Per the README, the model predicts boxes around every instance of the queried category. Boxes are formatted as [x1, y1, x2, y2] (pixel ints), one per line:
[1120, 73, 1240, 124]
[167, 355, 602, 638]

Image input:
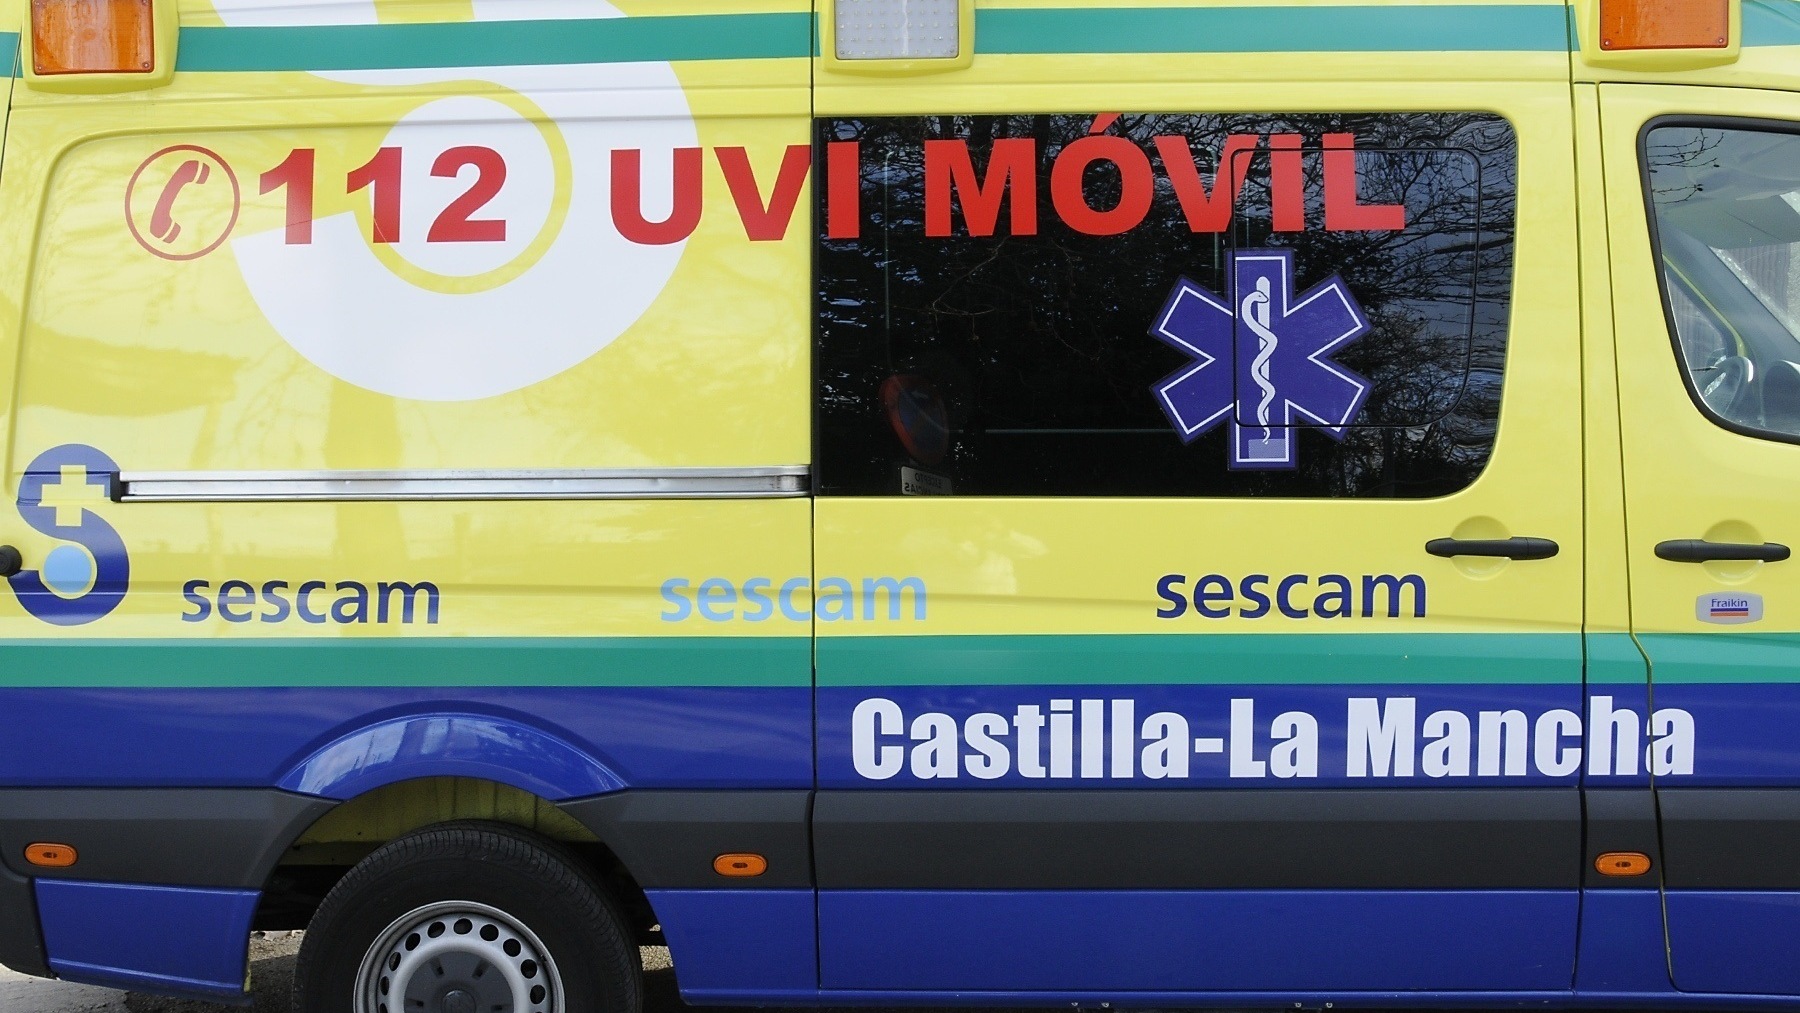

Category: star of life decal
[1149, 249, 1373, 470]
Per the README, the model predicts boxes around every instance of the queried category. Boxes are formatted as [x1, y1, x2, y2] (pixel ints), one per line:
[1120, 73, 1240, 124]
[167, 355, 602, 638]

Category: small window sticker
[900, 466, 953, 496]
[1697, 591, 1763, 625]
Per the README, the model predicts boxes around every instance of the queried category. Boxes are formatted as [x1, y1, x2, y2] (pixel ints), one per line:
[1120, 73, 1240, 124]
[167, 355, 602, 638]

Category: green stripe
[175, 12, 813, 73]
[1746, 0, 1800, 47]
[0, 636, 809, 688]
[1586, 631, 1650, 685]
[1638, 632, 1800, 683]
[162, 4, 1573, 74]
[976, 4, 1570, 54]
[819, 632, 1582, 686]
[8, 632, 1786, 689]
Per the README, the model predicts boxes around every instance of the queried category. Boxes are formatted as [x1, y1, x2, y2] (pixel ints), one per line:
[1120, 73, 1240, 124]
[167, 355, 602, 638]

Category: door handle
[0, 546, 19, 577]
[1654, 539, 1791, 563]
[1425, 537, 1559, 560]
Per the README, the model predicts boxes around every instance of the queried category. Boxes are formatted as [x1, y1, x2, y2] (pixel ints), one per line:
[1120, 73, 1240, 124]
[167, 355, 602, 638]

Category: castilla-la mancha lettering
[850, 695, 1696, 782]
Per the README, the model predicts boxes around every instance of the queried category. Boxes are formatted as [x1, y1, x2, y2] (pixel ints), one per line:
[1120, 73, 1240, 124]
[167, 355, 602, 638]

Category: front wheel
[293, 821, 642, 1013]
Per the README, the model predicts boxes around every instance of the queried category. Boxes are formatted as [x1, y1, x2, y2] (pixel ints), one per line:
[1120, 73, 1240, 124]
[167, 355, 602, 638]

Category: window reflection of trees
[817, 113, 1518, 498]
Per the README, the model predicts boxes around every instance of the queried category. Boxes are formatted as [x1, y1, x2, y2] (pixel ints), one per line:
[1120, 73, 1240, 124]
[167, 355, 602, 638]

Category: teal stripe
[976, 4, 1571, 54]
[0, 636, 809, 688]
[176, 12, 812, 73]
[162, 4, 1574, 74]
[819, 632, 1582, 686]
[1586, 631, 1650, 685]
[1638, 632, 1800, 684]
[1746, 0, 1800, 47]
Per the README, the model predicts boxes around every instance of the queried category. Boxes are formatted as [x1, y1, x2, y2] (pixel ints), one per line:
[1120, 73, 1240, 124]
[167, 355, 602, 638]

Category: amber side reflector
[32, 0, 155, 75]
[713, 853, 767, 878]
[1596, 851, 1652, 877]
[1599, 0, 1729, 50]
[24, 843, 77, 869]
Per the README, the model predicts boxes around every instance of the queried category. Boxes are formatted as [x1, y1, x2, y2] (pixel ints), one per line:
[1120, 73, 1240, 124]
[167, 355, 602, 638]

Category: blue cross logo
[1149, 249, 1373, 470]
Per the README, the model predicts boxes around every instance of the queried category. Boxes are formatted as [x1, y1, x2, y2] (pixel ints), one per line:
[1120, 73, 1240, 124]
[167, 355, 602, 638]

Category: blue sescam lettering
[661, 576, 927, 622]
[181, 579, 441, 625]
[1156, 571, 1426, 619]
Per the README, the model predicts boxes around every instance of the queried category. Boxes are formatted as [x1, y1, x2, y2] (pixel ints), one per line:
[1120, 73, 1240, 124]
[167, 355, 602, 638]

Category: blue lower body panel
[648, 889, 816, 994]
[0, 686, 810, 789]
[817, 889, 1577, 991]
[36, 879, 259, 1002]
[1574, 889, 1673, 994]
[1668, 891, 1800, 995]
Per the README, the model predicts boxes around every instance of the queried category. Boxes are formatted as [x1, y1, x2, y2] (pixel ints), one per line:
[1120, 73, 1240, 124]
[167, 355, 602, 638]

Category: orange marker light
[1599, 0, 1729, 50]
[713, 853, 767, 878]
[24, 843, 77, 869]
[1596, 851, 1652, 877]
[31, 0, 155, 75]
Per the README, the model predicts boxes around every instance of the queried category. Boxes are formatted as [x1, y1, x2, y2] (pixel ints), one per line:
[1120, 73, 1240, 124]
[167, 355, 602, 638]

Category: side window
[815, 112, 1519, 497]
[1644, 122, 1800, 441]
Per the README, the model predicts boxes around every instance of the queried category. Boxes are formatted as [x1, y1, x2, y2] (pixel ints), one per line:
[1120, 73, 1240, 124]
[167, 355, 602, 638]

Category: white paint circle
[230, 55, 696, 401]
[383, 96, 557, 278]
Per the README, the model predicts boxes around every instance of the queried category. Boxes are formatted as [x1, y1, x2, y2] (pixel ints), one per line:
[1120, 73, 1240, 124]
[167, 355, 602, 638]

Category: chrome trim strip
[118, 467, 810, 502]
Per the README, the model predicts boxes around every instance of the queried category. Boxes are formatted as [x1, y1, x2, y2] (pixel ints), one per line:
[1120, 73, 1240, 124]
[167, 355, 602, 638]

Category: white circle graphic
[225, 0, 697, 401]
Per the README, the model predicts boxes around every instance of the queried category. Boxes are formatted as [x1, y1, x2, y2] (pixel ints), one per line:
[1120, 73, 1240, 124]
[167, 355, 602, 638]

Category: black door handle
[0, 546, 18, 578]
[1655, 539, 1791, 563]
[1425, 537, 1559, 560]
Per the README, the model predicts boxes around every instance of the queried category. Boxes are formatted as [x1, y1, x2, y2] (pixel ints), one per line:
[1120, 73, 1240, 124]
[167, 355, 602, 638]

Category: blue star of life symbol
[1149, 249, 1373, 470]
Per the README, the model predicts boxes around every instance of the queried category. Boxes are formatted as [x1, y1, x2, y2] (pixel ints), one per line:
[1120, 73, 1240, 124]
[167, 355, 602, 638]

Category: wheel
[293, 821, 642, 1013]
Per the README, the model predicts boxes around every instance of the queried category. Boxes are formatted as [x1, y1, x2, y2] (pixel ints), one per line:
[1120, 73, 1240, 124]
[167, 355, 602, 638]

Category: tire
[293, 820, 642, 1013]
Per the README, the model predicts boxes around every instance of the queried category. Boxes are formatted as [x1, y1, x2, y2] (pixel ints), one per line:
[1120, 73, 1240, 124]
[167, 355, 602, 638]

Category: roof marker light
[31, 0, 154, 75]
[1599, 0, 1729, 50]
[834, 0, 961, 59]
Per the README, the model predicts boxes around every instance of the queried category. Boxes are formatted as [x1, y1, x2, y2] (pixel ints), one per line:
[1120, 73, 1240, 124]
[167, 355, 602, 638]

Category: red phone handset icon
[149, 159, 209, 244]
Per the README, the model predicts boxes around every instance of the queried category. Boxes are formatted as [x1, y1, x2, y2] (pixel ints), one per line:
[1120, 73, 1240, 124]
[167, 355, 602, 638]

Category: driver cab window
[1645, 123, 1800, 440]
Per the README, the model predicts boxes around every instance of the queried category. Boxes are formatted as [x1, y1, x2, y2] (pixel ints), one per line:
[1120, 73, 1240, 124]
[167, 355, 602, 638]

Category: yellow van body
[0, 0, 1798, 1006]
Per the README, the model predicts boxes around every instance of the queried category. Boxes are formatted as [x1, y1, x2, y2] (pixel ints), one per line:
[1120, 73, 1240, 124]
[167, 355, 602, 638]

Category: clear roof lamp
[835, 0, 960, 59]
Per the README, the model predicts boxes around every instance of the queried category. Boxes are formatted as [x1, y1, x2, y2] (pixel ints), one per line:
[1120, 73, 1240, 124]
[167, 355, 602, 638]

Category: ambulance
[0, 0, 1797, 1008]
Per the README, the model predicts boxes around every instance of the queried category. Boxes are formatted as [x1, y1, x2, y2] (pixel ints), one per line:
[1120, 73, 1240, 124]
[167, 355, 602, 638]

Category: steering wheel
[1698, 354, 1757, 421]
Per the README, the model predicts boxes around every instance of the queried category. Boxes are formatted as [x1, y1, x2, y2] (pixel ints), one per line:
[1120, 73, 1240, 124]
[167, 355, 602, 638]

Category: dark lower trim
[1584, 788, 1663, 889]
[0, 860, 48, 978]
[1660, 788, 1800, 889]
[561, 790, 811, 889]
[0, 789, 334, 889]
[814, 789, 1579, 889]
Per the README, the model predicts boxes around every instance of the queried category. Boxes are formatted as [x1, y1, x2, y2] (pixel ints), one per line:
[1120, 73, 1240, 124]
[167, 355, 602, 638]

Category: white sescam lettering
[850, 696, 1696, 781]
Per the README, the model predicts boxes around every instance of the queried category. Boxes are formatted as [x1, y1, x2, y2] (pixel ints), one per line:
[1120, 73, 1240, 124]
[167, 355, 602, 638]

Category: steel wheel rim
[355, 900, 563, 1013]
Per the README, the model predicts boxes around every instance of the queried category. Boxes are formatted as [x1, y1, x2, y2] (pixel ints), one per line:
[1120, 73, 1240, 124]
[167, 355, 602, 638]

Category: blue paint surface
[37, 880, 259, 1001]
[276, 711, 626, 799]
[1574, 889, 1672, 993]
[0, 687, 810, 791]
[648, 889, 816, 993]
[818, 889, 1577, 991]
[1642, 683, 1800, 784]
[1668, 891, 1800, 994]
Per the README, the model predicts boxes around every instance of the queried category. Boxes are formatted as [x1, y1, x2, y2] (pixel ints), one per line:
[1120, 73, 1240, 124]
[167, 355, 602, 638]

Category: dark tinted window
[816, 112, 1518, 497]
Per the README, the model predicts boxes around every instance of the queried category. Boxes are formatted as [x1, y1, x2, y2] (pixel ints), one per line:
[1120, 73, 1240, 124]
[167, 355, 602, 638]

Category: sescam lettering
[182, 579, 440, 625]
[850, 695, 1695, 781]
[661, 576, 926, 623]
[1156, 572, 1426, 619]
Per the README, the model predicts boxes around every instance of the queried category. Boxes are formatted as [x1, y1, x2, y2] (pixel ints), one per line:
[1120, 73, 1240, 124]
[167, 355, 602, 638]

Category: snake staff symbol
[1149, 249, 1373, 470]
